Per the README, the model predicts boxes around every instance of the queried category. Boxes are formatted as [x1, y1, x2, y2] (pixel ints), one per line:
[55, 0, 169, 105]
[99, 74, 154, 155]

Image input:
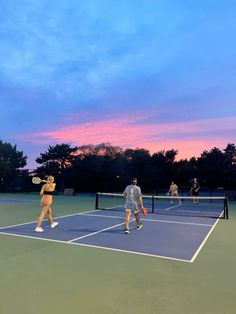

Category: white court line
[68, 242, 192, 263]
[161, 204, 221, 215]
[0, 208, 219, 263]
[82, 212, 213, 227]
[68, 219, 135, 242]
[142, 218, 213, 227]
[163, 204, 181, 210]
[0, 230, 192, 263]
[0, 209, 99, 230]
[176, 209, 222, 214]
[190, 212, 224, 262]
[82, 213, 125, 219]
[0, 220, 38, 229]
[0, 208, 214, 231]
[52, 209, 99, 220]
[58, 210, 214, 227]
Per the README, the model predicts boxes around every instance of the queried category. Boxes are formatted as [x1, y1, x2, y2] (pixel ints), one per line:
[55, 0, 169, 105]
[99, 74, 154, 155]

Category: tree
[149, 149, 178, 191]
[35, 143, 78, 192]
[123, 148, 151, 190]
[72, 143, 125, 192]
[223, 143, 236, 188]
[75, 143, 123, 159]
[175, 159, 193, 190]
[197, 147, 225, 188]
[0, 140, 27, 192]
[32, 141, 236, 193]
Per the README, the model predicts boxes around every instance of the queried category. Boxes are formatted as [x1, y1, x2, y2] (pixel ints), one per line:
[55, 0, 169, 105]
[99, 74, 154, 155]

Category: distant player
[123, 177, 144, 234]
[168, 181, 181, 204]
[34, 175, 59, 232]
[190, 178, 200, 204]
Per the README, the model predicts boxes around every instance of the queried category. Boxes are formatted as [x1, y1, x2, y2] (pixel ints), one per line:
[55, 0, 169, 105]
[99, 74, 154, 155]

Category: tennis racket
[32, 177, 47, 184]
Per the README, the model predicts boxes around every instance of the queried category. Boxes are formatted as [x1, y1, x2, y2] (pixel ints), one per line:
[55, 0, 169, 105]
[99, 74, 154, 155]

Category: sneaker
[137, 223, 143, 230]
[125, 229, 130, 234]
[51, 222, 59, 229]
[35, 226, 44, 232]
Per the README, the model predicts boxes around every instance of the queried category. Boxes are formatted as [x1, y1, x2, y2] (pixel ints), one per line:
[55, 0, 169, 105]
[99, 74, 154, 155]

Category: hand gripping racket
[140, 205, 147, 216]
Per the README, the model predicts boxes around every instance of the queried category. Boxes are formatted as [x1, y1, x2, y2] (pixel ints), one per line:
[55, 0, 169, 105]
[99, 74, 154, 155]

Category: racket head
[32, 177, 42, 184]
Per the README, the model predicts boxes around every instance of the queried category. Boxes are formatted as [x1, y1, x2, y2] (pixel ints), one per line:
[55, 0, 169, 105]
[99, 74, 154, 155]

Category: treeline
[0, 140, 236, 193]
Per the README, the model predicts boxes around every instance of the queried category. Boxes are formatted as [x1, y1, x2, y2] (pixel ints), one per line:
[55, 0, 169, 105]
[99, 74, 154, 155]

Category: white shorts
[125, 202, 139, 214]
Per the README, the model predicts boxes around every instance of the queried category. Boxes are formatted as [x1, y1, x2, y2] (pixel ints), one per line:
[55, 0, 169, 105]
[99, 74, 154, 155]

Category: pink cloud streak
[22, 114, 236, 160]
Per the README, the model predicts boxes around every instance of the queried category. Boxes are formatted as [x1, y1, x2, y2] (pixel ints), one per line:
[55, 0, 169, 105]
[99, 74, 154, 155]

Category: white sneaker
[35, 226, 44, 232]
[51, 222, 59, 229]
[137, 223, 143, 230]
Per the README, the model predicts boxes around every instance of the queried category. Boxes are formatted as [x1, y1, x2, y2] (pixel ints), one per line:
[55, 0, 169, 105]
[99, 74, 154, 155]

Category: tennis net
[95, 193, 229, 219]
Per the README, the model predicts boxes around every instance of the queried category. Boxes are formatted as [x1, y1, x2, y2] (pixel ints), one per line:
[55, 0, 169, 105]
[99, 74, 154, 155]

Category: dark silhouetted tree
[35, 143, 78, 192]
[0, 140, 27, 192]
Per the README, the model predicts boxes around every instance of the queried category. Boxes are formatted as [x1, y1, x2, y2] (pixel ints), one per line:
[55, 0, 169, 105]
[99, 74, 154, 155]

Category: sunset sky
[0, 0, 235, 169]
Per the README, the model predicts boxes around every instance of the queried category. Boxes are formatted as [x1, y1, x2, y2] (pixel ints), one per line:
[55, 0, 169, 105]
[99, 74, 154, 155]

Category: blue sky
[0, 0, 235, 169]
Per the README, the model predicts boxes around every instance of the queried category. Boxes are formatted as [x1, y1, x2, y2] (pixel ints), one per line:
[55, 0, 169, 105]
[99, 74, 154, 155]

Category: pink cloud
[22, 114, 236, 160]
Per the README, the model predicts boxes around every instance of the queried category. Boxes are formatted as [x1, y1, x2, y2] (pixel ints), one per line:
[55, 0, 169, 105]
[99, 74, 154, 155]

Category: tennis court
[0, 193, 235, 314]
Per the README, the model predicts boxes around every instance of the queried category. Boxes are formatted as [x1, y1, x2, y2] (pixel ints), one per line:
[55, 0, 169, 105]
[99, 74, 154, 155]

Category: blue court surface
[0, 204, 221, 263]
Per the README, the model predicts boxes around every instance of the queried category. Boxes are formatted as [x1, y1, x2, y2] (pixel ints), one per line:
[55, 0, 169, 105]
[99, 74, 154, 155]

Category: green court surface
[0, 193, 235, 314]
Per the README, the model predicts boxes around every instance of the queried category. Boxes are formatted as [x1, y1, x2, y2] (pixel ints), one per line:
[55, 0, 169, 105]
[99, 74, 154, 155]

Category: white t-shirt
[123, 184, 142, 203]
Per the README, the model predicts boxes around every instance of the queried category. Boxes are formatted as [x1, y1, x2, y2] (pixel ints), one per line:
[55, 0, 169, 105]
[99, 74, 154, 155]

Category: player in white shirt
[123, 177, 144, 234]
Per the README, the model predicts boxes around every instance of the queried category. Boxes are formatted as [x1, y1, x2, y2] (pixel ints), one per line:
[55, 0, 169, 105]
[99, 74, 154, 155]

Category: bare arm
[138, 195, 143, 207]
[40, 184, 45, 195]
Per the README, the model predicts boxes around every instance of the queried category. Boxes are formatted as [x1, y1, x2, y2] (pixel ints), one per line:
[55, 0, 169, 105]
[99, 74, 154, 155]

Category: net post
[210, 190, 212, 203]
[95, 192, 99, 209]
[152, 196, 154, 213]
[224, 197, 229, 219]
